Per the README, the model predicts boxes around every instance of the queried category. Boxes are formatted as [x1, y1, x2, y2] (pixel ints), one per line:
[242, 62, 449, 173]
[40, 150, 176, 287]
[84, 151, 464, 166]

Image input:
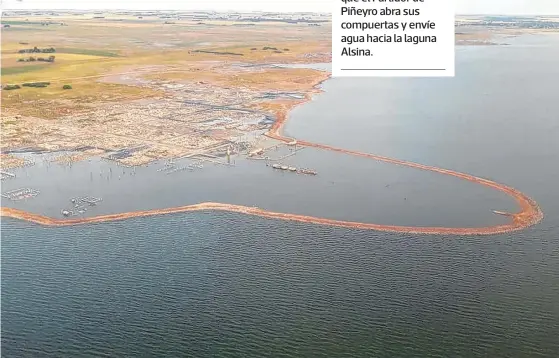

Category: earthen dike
[0, 86, 544, 235]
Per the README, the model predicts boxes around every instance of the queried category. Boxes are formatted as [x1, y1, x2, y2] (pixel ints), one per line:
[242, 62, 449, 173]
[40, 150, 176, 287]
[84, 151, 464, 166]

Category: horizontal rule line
[341, 68, 447, 71]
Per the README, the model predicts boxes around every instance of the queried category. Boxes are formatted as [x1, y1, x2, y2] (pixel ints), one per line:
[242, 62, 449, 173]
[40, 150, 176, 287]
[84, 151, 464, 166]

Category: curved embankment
[263, 106, 543, 235]
[0, 76, 544, 235]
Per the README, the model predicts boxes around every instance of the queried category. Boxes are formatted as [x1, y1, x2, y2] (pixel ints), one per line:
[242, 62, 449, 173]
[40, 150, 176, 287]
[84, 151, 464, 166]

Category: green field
[57, 47, 120, 57]
[2, 20, 51, 25]
[1, 65, 46, 76]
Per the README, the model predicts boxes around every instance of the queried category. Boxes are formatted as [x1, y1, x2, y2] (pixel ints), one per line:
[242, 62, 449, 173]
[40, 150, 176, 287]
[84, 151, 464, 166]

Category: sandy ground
[2, 13, 331, 167]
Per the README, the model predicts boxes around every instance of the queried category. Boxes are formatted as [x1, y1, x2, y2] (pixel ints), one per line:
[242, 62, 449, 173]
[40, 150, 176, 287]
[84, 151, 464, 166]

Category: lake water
[2, 33, 559, 357]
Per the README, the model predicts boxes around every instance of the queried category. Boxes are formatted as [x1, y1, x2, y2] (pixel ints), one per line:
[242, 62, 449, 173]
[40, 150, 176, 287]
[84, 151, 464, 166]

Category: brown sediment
[0, 154, 27, 170]
[0, 74, 544, 235]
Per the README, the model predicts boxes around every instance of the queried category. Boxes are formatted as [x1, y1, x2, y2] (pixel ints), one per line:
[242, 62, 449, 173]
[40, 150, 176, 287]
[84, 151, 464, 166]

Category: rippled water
[3, 34, 559, 357]
[3, 214, 559, 357]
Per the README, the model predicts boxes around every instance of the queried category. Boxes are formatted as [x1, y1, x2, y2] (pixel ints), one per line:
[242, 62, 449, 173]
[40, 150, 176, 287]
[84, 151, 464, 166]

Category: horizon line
[1, 9, 559, 16]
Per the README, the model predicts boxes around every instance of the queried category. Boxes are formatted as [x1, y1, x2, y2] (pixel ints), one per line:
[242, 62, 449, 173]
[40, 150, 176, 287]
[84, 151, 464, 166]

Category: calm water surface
[2, 34, 559, 357]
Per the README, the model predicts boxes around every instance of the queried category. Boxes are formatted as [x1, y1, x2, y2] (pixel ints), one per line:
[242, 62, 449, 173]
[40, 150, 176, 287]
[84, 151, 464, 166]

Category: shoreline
[0, 72, 545, 235]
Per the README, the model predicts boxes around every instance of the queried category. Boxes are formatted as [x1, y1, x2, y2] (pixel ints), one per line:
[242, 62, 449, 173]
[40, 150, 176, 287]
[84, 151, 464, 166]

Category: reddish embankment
[263, 106, 543, 235]
[0, 78, 544, 235]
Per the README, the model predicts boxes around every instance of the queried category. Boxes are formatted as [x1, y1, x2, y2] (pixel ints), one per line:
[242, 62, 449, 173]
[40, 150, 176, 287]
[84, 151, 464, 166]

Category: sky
[1, 0, 559, 15]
